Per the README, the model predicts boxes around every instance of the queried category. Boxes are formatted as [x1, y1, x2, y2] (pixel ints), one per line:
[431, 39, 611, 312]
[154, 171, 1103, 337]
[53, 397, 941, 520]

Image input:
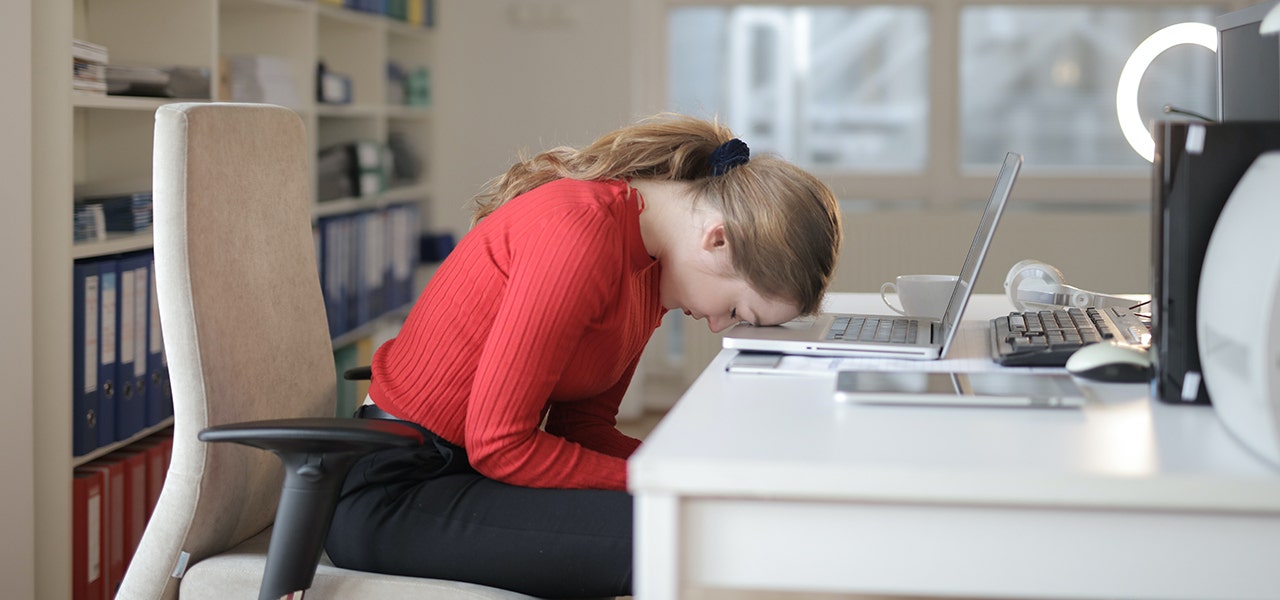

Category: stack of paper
[72, 39, 108, 95]
[222, 55, 300, 107]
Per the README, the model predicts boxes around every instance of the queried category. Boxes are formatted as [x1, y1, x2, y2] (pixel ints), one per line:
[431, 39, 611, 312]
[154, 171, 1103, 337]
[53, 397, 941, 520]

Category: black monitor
[1216, 0, 1280, 120]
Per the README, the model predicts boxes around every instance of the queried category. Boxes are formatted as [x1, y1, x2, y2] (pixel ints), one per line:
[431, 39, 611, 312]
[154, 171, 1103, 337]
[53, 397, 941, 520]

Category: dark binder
[73, 261, 101, 456]
[405, 205, 423, 305]
[131, 435, 172, 516]
[117, 450, 149, 564]
[72, 468, 106, 600]
[355, 211, 373, 327]
[80, 459, 126, 597]
[343, 216, 358, 332]
[96, 258, 119, 448]
[320, 217, 348, 336]
[115, 253, 150, 439]
[145, 254, 171, 425]
[398, 204, 424, 308]
[383, 207, 398, 311]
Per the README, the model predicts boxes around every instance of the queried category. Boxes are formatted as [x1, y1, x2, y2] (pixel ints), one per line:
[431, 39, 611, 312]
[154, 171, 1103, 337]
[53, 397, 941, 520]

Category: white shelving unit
[33, 0, 436, 596]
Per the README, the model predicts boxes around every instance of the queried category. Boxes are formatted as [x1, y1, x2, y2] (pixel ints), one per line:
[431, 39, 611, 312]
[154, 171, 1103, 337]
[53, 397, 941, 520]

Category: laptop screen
[936, 152, 1023, 351]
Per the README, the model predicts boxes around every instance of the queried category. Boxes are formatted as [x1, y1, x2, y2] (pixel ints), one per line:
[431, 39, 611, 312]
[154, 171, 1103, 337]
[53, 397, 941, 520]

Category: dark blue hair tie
[709, 138, 750, 176]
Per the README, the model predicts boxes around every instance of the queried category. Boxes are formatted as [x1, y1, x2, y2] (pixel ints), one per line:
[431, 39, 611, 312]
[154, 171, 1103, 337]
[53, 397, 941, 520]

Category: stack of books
[80, 191, 153, 234]
[316, 141, 387, 202]
[408, 0, 436, 27]
[72, 39, 108, 95]
[407, 67, 430, 106]
[322, 0, 434, 27]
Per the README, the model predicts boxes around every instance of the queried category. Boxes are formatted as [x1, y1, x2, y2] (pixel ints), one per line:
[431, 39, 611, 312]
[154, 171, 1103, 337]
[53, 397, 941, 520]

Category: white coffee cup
[879, 274, 959, 320]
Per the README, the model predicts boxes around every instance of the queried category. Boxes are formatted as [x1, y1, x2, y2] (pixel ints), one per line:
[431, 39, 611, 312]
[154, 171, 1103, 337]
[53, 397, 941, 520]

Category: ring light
[1116, 22, 1218, 162]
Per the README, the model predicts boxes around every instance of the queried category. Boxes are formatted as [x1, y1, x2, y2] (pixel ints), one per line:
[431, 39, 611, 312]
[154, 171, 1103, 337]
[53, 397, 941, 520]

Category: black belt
[354, 403, 405, 422]
[352, 404, 454, 460]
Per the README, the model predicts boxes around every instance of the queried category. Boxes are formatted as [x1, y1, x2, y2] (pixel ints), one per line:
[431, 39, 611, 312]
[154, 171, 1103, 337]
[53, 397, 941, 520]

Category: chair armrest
[199, 417, 423, 600]
[198, 417, 422, 452]
[342, 366, 372, 381]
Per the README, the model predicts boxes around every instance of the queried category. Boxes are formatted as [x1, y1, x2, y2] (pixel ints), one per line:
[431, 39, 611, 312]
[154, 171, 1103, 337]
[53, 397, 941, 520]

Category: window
[960, 5, 1218, 171]
[665, 1, 1224, 204]
[670, 6, 929, 171]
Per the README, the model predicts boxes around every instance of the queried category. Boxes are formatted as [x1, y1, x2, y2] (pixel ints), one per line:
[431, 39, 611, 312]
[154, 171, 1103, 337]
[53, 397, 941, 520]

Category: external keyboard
[990, 306, 1150, 367]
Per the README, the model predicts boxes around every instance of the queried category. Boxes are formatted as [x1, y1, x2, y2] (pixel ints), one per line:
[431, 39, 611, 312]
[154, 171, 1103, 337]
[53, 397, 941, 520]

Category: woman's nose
[707, 315, 731, 333]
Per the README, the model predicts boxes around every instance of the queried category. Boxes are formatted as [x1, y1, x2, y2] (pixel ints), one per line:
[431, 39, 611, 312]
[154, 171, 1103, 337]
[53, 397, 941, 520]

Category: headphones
[1004, 259, 1133, 312]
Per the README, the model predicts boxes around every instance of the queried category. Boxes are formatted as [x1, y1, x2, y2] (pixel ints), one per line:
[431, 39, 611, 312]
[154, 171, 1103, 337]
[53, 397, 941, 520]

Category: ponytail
[471, 113, 735, 224]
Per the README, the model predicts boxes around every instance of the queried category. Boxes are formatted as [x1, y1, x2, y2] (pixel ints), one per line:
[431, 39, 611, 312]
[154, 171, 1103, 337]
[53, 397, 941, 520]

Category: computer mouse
[1065, 341, 1153, 383]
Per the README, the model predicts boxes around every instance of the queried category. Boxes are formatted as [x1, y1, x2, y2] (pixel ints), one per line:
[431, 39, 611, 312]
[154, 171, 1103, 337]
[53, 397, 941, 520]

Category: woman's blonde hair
[472, 114, 842, 315]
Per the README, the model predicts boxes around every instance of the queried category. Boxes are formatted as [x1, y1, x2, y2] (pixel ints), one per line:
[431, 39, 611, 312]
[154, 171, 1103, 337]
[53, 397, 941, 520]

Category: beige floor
[616, 407, 666, 441]
[615, 372, 683, 440]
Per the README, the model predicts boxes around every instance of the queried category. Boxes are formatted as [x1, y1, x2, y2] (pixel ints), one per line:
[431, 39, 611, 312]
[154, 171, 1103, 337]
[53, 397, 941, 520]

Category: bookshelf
[33, 0, 437, 597]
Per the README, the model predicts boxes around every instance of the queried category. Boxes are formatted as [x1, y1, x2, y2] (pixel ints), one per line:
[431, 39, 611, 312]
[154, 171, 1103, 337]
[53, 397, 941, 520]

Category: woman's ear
[701, 221, 728, 251]
[699, 221, 735, 272]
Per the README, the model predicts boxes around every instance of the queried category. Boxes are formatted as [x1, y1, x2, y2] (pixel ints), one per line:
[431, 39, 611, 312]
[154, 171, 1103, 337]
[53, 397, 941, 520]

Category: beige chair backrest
[118, 102, 337, 600]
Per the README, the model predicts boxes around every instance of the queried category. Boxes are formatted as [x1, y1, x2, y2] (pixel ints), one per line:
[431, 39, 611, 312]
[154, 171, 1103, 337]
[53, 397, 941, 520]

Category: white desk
[628, 294, 1280, 599]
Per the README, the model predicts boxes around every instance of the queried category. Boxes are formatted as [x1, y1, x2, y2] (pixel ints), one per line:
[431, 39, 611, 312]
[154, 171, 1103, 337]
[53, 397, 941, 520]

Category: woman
[326, 114, 842, 598]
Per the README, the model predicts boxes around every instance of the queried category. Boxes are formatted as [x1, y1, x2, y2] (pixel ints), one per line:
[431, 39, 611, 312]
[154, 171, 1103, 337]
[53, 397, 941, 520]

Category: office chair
[116, 102, 537, 600]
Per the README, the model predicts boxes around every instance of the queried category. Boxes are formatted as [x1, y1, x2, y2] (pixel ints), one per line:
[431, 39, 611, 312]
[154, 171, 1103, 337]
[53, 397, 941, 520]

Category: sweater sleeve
[544, 360, 644, 460]
[463, 203, 632, 490]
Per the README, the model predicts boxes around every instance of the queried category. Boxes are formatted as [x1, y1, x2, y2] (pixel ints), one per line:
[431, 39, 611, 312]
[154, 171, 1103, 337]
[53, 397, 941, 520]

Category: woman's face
[659, 249, 800, 333]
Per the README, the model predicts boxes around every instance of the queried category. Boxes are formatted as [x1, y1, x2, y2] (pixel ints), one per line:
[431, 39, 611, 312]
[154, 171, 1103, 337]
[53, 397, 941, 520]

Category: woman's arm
[544, 360, 643, 460]
[463, 199, 632, 490]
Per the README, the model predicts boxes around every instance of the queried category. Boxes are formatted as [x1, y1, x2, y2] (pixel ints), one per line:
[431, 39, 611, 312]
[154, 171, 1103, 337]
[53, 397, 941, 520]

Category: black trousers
[325, 405, 633, 599]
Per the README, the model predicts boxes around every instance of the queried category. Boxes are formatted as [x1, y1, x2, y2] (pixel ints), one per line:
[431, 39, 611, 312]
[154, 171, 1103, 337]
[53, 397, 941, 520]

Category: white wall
[433, 0, 642, 234]
[0, 0, 37, 596]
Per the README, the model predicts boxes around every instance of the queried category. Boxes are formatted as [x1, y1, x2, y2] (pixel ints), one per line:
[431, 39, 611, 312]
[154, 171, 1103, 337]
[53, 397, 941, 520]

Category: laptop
[722, 151, 1023, 360]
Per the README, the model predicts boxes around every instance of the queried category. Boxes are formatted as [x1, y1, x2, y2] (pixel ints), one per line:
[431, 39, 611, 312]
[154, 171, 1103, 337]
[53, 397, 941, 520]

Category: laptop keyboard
[990, 306, 1150, 366]
[826, 316, 920, 344]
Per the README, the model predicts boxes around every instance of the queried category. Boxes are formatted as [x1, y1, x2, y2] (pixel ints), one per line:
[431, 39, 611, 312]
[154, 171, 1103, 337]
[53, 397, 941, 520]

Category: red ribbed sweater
[369, 178, 664, 491]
